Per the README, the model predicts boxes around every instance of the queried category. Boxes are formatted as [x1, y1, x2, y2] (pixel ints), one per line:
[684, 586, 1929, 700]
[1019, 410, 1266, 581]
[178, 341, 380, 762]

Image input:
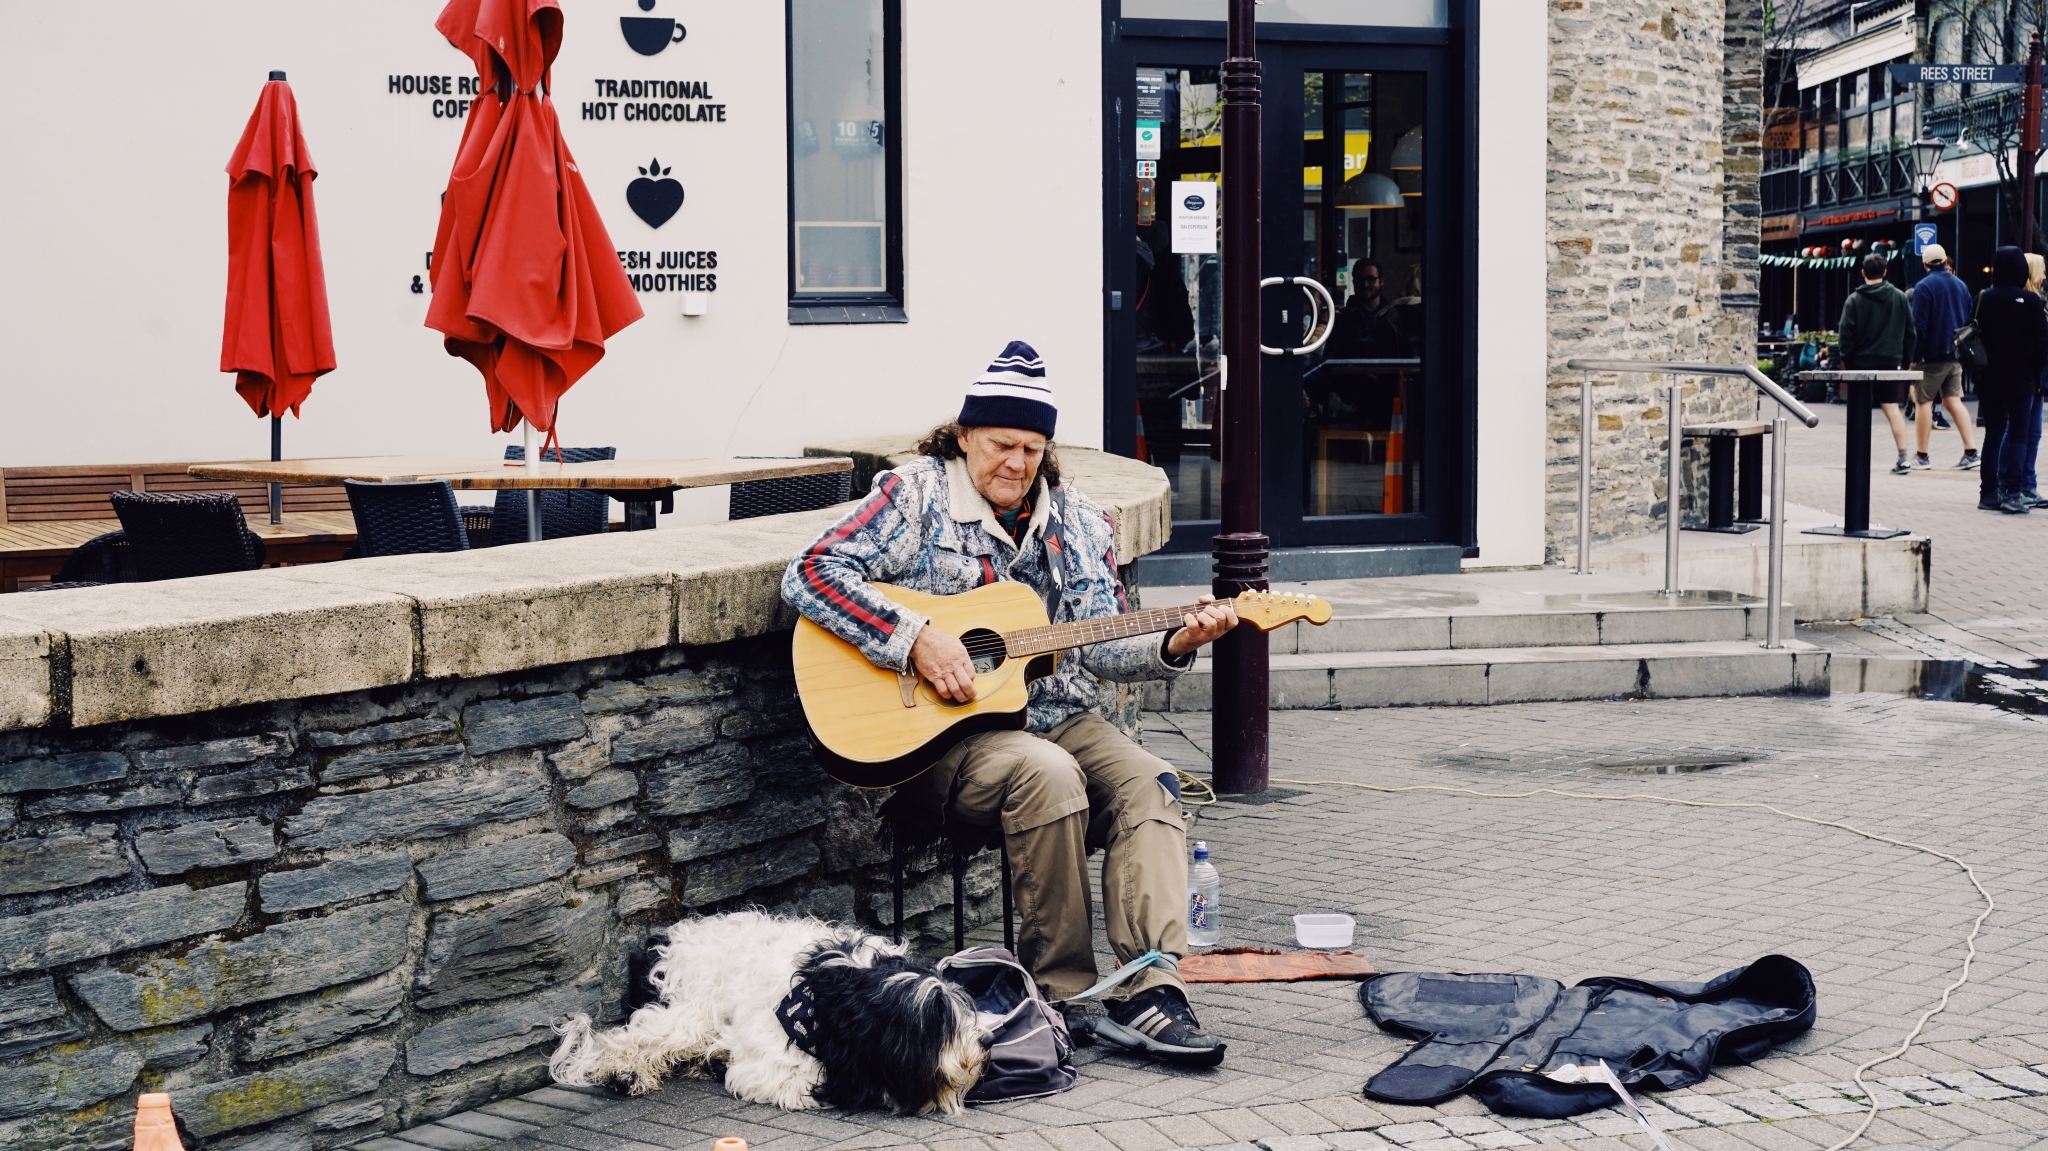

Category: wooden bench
[0, 462, 357, 592]
[1680, 422, 1770, 533]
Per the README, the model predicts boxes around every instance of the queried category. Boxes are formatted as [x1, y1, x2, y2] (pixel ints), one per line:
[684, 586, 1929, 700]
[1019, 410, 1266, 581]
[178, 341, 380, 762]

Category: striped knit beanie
[958, 341, 1057, 439]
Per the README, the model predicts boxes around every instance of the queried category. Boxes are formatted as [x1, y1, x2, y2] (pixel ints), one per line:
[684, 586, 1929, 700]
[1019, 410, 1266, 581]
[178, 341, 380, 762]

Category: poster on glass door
[1171, 181, 1217, 254]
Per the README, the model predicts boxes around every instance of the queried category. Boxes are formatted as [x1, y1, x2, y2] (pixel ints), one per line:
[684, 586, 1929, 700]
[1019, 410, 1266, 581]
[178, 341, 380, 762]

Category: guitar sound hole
[960, 628, 1006, 675]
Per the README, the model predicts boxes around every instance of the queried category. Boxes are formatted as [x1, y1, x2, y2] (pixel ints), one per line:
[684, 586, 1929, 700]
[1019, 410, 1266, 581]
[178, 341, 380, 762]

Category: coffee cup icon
[621, 16, 685, 55]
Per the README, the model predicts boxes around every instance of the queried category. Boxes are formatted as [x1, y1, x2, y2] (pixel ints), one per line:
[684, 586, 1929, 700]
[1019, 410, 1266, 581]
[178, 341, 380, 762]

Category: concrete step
[1146, 571, 1769, 655]
[1142, 640, 1829, 711]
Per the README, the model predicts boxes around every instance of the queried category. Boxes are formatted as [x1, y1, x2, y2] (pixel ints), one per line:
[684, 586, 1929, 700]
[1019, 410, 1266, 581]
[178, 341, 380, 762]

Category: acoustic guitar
[793, 581, 1332, 788]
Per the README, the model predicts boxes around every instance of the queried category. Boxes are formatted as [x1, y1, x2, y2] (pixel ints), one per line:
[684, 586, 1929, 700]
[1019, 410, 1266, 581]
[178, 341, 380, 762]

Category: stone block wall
[1544, 0, 1767, 562]
[0, 636, 1004, 1151]
[0, 450, 1173, 1151]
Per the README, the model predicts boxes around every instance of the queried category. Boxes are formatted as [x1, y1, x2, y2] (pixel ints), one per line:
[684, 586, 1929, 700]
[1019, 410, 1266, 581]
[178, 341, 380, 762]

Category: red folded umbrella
[222, 73, 335, 419]
[427, 0, 642, 455]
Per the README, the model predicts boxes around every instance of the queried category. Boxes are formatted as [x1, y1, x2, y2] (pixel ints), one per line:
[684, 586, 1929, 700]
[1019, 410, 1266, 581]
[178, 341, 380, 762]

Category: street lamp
[1909, 134, 1946, 195]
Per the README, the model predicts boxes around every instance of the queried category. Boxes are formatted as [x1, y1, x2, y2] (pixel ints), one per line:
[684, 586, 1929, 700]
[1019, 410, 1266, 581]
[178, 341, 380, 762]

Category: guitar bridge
[897, 670, 919, 708]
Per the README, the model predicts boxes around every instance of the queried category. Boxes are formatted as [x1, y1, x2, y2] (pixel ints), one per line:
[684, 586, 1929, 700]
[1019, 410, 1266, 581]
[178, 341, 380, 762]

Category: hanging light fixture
[1390, 125, 1423, 171]
[1335, 170, 1404, 210]
[1909, 134, 1946, 194]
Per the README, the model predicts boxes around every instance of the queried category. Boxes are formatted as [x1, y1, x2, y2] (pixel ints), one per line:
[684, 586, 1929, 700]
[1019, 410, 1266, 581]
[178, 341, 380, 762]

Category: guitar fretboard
[1004, 604, 1207, 658]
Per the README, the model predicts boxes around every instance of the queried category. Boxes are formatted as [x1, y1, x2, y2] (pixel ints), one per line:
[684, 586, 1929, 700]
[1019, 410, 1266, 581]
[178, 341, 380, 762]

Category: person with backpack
[1906, 244, 1981, 470]
[1836, 253, 1917, 473]
[1970, 247, 2048, 514]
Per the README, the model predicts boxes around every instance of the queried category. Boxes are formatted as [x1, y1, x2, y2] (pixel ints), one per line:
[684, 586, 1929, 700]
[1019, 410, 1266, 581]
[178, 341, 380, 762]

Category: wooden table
[188, 455, 855, 535]
[0, 511, 357, 592]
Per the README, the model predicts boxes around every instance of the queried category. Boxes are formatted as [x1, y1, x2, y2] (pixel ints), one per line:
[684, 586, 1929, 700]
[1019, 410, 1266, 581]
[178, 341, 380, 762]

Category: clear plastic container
[1187, 842, 1221, 947]
[1293, 913, 1355, 949]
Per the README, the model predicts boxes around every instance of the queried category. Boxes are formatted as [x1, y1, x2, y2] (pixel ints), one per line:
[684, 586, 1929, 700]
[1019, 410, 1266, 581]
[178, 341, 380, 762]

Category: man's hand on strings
[911, 625, 978, 702]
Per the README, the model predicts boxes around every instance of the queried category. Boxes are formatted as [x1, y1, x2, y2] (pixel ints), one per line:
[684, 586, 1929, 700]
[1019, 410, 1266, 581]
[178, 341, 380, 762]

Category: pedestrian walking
[1970, 247, 2048, 514]
[1835, 253, 1917, 473]
[1907, 244, 1981, 471]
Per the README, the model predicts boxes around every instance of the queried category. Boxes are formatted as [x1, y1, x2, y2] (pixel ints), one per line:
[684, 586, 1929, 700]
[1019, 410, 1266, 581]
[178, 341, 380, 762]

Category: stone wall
[0, 451, 1172, 1151]
[0, 637, 976, 1151]
[1544, 0, 1766, 562]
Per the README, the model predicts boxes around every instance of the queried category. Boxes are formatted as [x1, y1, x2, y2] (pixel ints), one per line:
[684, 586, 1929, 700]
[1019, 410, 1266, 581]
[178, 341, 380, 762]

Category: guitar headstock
[1232, 590, 1334, 630]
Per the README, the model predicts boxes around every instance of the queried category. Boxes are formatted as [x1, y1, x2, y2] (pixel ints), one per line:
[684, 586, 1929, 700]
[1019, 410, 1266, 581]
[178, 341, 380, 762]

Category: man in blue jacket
[1908, 244, 1981, 470]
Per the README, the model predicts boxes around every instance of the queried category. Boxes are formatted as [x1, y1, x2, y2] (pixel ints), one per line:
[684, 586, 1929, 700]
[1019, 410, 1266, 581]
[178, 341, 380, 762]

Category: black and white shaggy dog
[550, 911, 987, 1113]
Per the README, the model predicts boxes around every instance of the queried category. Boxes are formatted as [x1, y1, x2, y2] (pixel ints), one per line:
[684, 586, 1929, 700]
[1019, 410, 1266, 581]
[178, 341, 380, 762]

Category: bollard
[1766, 415, 1788, 649]
[1577, 373, 1593, 574]
[134, 1093, 183, 1151]
[714, 1139, 749, 1150]
[1664, 382, 1681, 594]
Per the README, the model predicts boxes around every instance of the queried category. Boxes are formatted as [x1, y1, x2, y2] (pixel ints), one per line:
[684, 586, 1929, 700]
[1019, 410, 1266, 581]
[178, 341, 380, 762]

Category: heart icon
[627, 159, 684, 228]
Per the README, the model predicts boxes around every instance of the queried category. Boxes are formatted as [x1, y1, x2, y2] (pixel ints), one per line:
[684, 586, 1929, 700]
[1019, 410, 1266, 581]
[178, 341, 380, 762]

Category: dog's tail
[548, 1013, 605, 1089]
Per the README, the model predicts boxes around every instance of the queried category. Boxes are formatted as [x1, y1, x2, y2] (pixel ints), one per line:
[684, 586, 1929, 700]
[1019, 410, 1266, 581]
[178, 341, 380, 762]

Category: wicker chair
[343, 480, 470, 557]
[109, 492, 267, 582]
[50, 530, 138, 585]
[467, 445, 617, 546]
[729, 467, 853, 522]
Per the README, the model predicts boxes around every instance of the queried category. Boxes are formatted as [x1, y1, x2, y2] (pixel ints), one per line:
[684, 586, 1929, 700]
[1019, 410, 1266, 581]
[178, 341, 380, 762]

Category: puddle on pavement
[1433, 750, 1765, 776]
[1538, 589, 1754, 610]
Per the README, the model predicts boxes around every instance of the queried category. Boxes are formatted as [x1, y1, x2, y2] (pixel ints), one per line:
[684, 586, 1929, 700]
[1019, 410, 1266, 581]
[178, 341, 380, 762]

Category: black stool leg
[951, 842, 967, 953]
[891, 828, 905, 947]
[1000, 838, 1015, 954]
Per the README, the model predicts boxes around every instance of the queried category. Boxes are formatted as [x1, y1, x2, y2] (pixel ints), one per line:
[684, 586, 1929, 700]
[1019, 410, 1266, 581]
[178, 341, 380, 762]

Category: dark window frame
[785, 0, 907, 324]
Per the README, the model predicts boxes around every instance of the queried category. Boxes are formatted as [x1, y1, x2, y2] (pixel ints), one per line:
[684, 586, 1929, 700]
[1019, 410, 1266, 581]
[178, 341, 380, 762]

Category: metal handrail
[1562, 359, 1821, 650]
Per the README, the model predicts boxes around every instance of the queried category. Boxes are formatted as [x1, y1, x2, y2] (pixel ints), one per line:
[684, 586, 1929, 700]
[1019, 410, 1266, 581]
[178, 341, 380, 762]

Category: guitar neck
[1003, 604, 1201, 659]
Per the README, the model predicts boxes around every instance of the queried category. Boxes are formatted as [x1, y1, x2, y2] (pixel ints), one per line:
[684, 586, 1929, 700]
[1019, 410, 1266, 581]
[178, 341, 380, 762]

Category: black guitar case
[1360, 954, 1816, 1118]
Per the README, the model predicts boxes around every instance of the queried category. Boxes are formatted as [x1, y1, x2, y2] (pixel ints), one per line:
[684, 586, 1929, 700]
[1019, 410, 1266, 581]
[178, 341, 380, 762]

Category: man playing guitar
[781, 341, 1238, 1066]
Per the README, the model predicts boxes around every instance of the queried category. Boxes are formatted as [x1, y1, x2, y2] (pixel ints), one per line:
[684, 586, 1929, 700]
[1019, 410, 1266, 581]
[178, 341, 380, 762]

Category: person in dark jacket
[1906, 244, 1981, 470]
[1970, 246, 2048, 513]
[1836, 254, 1917, 473]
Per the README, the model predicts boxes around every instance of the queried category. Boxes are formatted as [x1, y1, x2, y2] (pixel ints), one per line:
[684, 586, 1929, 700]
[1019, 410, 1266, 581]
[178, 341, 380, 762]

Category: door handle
[1259, 276, 1337, 356]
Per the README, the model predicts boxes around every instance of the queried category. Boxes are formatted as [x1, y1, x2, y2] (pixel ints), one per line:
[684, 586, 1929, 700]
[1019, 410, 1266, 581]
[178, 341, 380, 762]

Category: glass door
[1108, 34, 1468, 555]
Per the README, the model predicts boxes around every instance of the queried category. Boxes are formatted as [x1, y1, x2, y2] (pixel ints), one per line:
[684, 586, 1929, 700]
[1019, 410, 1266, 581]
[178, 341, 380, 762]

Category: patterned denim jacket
[780, 454, 1189, 732]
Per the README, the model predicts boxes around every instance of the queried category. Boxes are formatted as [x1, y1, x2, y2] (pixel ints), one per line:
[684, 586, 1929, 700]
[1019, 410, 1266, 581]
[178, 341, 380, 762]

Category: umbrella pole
[523, 420, 540, 542]
[269, 414, 282, 525]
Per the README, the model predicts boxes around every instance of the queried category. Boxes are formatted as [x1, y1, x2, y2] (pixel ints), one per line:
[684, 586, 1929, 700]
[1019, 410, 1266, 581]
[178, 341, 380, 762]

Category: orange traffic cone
[134, 1093, 183, 1151]
[1381, 395, 1405, 515]
[713, 1140, 748, 1151]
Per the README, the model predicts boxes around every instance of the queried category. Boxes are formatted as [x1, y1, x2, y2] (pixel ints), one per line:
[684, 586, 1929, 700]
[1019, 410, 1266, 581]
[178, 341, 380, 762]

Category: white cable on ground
[1264, 775, 1995, 1151]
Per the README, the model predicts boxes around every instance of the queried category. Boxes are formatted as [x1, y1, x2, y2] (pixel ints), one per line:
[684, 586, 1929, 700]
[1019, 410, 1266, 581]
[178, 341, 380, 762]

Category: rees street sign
[1889, 63, 2025, 85]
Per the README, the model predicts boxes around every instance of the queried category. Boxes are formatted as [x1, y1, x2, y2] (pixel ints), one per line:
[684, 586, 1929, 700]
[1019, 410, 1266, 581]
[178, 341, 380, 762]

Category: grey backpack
[937, 946, 1077, 1103]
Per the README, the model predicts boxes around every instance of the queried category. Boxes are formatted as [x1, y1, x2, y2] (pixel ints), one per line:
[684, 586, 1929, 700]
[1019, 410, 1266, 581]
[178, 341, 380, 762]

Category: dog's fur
[550, 911, 986, 1114]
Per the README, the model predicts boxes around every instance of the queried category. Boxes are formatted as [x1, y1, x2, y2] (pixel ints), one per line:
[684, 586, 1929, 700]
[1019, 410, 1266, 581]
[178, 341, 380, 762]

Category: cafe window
[787, 0, 903, 319]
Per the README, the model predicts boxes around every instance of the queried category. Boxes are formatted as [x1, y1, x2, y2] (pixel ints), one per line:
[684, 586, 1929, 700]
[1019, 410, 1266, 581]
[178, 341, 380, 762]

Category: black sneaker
[1981, 490, 2006, 511]
[1933, 411, 1952, 430]
[1060, 1001, 1096, 1047]
[1098, 986, 1225, 1067]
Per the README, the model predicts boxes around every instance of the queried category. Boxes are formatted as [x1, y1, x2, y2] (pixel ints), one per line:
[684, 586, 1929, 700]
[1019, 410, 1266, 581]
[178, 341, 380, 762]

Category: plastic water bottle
[1187, 841, 1221, 947]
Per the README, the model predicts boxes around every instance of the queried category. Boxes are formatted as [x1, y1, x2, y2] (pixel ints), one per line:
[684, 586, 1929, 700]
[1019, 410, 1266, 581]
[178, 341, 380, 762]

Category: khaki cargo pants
[896, 712, 1190, 1001]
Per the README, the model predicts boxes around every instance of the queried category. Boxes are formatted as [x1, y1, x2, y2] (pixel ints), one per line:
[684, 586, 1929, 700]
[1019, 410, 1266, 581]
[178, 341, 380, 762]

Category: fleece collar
[944, 455, 1052, 552]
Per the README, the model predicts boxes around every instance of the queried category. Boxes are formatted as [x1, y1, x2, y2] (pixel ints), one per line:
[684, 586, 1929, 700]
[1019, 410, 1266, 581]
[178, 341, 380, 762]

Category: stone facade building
[1546, 0, 1768, 560]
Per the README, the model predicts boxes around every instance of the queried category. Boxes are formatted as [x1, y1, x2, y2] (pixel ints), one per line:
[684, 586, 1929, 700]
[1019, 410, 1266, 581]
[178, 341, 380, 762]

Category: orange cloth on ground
[1178, 947, 1380, 983]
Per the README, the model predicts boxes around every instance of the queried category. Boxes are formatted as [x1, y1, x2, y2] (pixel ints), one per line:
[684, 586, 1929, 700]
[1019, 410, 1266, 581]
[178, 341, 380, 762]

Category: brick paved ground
[410, 689, 2048, 1151]
[1785, 397, 2048, 667]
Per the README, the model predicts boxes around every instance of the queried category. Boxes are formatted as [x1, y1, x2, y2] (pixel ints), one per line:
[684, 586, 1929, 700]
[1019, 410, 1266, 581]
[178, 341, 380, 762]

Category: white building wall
[2, 1, 1547, 559]
[0, 0, 1101, 524]
[1471, 0, 1548, 568]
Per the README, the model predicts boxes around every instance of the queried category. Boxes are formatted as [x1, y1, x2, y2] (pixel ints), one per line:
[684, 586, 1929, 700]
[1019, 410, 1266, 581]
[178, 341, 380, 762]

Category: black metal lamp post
[1210, 0, 1268, 794]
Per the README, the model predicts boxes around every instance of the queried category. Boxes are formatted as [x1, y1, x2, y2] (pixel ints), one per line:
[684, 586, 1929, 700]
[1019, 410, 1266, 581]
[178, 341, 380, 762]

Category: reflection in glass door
[1110, 31, 1465, 556]
[1132, 64, 1225, 530]
[1299, 70, 1425, 519]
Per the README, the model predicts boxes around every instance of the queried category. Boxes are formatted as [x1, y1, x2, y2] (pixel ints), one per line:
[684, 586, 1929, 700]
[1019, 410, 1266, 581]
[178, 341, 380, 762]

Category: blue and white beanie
[958, 341, 1057, 439]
